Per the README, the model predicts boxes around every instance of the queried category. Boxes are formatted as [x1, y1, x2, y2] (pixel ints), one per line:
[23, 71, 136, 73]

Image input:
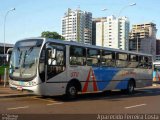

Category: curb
[153, 84, 160, 87]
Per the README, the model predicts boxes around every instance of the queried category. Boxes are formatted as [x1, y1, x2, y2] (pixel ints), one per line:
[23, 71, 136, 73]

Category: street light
[101, 8, 108, 11]
[118, 3, 136, 17]
[3, 8, 15, 59]
[3, 8, 15, 87]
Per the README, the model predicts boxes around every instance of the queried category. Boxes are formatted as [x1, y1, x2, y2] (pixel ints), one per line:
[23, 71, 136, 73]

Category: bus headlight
[29, 81, 37, 86]
[32, 81, 37, 86]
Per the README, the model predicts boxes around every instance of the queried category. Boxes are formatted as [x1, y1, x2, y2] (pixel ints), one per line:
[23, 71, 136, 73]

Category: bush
[0, 66, 9, 75]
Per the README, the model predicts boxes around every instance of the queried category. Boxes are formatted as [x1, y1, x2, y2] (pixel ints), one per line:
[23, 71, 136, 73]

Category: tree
[41, 31, 65, 40]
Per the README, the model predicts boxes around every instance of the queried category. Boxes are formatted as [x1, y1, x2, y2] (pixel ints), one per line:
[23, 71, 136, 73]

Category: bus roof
[16, 37, 152, 57]
[153, 61, 160, 64]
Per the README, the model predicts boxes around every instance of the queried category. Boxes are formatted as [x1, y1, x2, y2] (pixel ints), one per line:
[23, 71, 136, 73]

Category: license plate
[17, 86, 23, 91]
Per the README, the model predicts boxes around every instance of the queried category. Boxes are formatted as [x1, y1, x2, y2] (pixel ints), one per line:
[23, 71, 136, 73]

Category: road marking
[47, 102, 63, 106]
[125, 104, 146, 109]
[7, 106, 29, 110]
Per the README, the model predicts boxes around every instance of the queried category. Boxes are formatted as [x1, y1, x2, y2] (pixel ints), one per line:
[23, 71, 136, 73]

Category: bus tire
[126, 80, 135, 94]
[65, 83, 78, 100]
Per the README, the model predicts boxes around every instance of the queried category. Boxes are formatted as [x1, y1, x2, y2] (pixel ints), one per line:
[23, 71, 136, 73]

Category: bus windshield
[9, 39, 43, 80]
[154, 64, 160, 71]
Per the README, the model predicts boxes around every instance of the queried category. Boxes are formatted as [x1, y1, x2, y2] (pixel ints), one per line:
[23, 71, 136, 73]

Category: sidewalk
[152, 81, 160, 87]
[0, 84, 34, 98]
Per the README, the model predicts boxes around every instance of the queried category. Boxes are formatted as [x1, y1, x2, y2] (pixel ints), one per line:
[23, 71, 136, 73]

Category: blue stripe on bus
[92, 67, 119, 91]
[115, 78, 129, 89]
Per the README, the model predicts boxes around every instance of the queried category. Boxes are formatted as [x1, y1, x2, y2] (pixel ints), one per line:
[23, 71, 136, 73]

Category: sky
[0, 0, 160, 44]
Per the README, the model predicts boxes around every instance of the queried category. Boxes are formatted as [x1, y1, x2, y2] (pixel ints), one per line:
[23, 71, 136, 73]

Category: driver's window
[46, 43, 65, 80]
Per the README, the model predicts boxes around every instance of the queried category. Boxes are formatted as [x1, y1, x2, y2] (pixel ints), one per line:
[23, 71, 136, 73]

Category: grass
[0, 65, 9, 75]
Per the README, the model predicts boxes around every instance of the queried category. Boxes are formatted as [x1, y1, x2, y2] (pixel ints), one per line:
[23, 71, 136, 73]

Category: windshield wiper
[18, 51, 22, 64]
[27, 46, 34, 55]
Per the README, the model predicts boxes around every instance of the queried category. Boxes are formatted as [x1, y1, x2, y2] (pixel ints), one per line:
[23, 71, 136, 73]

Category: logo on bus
[71, 72, 79, 78]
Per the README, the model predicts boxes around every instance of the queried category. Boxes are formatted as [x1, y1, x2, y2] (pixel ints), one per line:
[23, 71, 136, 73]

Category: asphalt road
[0, 85, 160, 120]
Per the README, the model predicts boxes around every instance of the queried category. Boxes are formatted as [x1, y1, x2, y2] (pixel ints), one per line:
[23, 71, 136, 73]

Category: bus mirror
[6, 48, 13, 62]
[6, 54, 9, 62]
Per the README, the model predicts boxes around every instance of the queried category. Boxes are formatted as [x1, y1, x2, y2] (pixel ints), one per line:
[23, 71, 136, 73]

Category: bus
[8, 38, 153, 99]
[153, 61, 160, 82]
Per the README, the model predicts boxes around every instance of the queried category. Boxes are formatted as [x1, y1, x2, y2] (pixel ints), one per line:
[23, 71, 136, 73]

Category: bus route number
[71, 72, 79, 78]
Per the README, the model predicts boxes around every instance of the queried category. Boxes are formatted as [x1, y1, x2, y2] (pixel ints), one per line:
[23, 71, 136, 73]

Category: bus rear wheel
[126, 80, 135, 94]
[65, 83, 78, 100]
[121, 80, 135, 94]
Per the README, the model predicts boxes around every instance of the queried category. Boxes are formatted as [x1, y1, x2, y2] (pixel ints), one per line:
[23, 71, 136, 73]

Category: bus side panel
[93, 67, 120, 91]
[91, 67, 152, 92]
[96, 68, 134, 91]
[67, 66, 95, 93]
[81, 67, 134, 92]
[65, 66, 152, 94]
[44, 71, 67, 96]
[135, 69, 152, 88]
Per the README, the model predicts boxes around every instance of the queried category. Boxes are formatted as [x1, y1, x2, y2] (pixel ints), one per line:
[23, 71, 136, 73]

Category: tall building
[92, 17, 107, 45]
[129, 22, 157, 60]
[156, 39, 160, 61]
[156, 39, 160, 55]
[93, 16, 129, 50]
[62, 8, 92, 45]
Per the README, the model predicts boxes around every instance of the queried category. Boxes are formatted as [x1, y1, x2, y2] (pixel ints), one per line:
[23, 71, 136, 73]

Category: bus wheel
[127, 80, 135, 94]
[66, 83, 78, 100]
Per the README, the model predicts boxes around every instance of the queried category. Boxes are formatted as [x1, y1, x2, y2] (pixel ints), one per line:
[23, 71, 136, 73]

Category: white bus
[9, 38, 153, 99]
[153, 61, 160, 82]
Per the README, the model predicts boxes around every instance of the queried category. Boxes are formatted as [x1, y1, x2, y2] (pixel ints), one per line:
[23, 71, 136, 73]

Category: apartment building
[129, 22, 157, 60]
[93, 16, 129, 50]
[156, 39, 160, 61]
[62, 8, 92, 45]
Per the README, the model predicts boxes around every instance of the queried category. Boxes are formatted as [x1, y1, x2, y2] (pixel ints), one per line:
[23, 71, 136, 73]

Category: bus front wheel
[65, 83, 78, 100]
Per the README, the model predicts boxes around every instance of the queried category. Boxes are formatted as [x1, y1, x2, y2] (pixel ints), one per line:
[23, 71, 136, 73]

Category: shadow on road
[34, 86, 160, 102]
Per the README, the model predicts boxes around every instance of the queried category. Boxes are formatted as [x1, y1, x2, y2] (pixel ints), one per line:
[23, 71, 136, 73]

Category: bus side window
[138, 56, 149, 69]
[87, 49, 100, 66]
[128, 54, 139, 68]
[70, 46, 86, 66]
[101, 50, 115, 67]
[46, 43, 65, 80]
[116, 53, 128, 68]
[47, 49, 57, 66]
